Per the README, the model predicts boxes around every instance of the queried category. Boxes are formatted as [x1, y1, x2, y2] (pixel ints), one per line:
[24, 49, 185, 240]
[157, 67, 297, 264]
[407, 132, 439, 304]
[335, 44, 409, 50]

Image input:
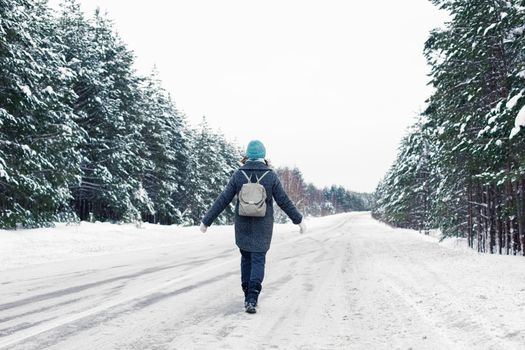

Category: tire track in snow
[0, 251, 235, 338]
[3, 271, 240, 350]
[260, 238, 350, 349]
[0, 255, 241, 349]
[0, 216, 351, 349]
[336, 219, 456, 349]
[166, 217, 354, 350]
[126, 216, 354, 350]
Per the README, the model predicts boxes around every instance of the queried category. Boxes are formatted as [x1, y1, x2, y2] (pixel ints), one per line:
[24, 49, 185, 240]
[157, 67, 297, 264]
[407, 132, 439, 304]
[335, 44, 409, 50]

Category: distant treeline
[373, 0, 525, 255]
[275, 167, 373, 223]
[0, 0, 368, 229]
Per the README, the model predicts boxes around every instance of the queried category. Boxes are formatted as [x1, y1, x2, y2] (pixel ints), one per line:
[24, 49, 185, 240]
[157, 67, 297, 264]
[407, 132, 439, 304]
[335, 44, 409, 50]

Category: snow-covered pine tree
[425, 0, 525, 253]
[213, 132, 244, 223]
[0, 0, 82, 228]
[325, 185, 372, 213]
[182, 118, 242, 225]
[373, 118, 435, 232]
[58, 1, 150, 222]
[139, 70, 190, 225]
[375, 0, 525, 255]
[304, 183, 324, 217]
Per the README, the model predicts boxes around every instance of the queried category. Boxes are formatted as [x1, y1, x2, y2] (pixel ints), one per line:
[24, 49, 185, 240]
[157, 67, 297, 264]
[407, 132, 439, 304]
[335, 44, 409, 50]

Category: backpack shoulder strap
[256, 171, 270, 183]
[240, 170, 252, 182]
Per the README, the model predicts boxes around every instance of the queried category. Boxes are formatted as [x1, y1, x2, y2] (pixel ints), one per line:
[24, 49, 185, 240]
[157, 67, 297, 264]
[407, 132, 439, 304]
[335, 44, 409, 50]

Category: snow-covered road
[1, 212, 525, 349]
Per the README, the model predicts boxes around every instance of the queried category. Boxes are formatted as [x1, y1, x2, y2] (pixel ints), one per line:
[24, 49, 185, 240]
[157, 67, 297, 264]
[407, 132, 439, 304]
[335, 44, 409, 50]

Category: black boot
[241, 282, 249, 305]
[245, 302, 256, 314]
[246, 281, 262, 307]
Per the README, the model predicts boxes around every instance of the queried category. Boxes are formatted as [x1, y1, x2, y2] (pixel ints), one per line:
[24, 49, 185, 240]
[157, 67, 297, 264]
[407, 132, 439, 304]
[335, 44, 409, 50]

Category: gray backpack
[238, 170, 270, 217]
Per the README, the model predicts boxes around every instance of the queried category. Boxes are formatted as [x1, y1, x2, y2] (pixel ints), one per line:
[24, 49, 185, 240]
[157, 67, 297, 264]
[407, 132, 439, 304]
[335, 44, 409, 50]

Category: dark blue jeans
[240, 249, 267, 304]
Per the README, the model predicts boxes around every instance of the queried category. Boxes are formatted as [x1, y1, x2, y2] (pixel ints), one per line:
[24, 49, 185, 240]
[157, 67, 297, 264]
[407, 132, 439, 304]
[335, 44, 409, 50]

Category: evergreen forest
[0, 0, 369, 229]
[374, 0, 525, 255]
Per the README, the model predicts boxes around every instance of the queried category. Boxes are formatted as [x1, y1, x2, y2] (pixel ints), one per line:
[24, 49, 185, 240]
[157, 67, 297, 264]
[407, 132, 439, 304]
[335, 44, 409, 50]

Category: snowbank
[371, 220, 474, 252]
[0, 214, 343, 272]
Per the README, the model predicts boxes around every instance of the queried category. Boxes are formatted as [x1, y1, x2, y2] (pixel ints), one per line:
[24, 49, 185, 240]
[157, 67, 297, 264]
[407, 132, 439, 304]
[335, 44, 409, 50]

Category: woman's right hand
[200, 223, 208, 233]
[299, 221, 307, 234]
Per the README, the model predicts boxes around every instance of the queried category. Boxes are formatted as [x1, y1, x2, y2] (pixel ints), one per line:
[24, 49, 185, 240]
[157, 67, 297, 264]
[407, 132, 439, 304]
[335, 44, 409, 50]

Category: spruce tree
[139, 70, 190, 224]
[0, 0, 81, 228]
[58, 1, 150, 222]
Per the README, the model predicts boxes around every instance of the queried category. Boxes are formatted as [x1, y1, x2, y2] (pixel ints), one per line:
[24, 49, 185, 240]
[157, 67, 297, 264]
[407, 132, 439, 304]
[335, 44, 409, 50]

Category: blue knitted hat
[246, 140, 266, 159]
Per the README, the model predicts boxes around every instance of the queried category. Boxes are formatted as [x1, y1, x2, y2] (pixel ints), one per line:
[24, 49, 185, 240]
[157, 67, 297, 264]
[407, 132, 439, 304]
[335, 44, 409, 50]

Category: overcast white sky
[50, 0, 447, 193]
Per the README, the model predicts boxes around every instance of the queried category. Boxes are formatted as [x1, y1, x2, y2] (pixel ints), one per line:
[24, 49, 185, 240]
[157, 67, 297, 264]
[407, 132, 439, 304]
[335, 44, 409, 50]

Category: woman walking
[200, 140, 306, 314]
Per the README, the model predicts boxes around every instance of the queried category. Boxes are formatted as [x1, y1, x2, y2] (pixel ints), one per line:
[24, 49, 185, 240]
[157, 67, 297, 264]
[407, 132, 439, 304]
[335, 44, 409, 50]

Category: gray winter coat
[201, 161, 303, 252]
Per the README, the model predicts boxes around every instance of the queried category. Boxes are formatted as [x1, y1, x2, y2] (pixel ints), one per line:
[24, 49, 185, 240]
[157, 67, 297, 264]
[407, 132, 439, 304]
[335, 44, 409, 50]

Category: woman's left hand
[299, 221, 307, 234]
[200, 223, 208, 233]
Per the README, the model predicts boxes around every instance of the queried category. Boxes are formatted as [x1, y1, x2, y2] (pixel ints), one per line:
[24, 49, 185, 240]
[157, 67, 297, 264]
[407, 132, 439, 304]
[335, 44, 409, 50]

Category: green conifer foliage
[0, 0, 81, 227]
[374, 0, 525, 255]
